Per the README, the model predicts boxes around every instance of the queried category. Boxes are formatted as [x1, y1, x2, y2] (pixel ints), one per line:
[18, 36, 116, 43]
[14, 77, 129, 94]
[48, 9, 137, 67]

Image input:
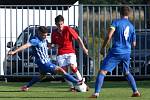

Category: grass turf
[0, 81, 149, 100]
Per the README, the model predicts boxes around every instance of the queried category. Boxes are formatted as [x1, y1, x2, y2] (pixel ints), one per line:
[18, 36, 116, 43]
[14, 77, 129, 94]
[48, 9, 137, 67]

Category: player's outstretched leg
[20, 74, 46, 91]
[62, 66, 76, 91]
[63, 73, 83, 85]
[65, 79, 76, 92]
[20, 76, 40, 91]
[55, 67, 83, 85]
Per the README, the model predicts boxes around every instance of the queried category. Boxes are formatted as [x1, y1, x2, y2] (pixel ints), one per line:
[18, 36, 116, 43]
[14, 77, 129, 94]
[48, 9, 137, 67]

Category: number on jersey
[124, 26, 129, 40]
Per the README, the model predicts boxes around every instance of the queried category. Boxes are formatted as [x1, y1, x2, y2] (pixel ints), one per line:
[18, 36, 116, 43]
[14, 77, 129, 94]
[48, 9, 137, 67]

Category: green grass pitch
[0, 81, 149, 100]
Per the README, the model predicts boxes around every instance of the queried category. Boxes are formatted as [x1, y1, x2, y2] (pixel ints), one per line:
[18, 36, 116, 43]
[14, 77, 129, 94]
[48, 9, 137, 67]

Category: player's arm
[69, 27, 88, 55]
[49, 32, 57, 49]
[76, 36, 88, 55]
[8, 43, 32, 55]
[100, 27, 115, 55]
[132, 30, 136, 47]
[132, 41, 136, 47]
[47, 43, 52, 49]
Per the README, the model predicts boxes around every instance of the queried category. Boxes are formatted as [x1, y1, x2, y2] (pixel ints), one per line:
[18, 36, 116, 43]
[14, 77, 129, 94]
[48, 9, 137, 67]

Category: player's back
[30, 36, 50, 64]
[110, 18, 136, 54]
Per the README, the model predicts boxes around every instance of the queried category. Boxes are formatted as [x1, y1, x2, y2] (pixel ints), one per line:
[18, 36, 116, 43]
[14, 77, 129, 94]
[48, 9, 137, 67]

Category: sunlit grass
[0, 81, 149, 100]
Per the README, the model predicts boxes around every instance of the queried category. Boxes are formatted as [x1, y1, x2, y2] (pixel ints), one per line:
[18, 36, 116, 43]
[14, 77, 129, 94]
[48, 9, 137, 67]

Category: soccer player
[90, 6, 141, 98]
[51, 15, 88, 91]
[8, 26, 83, 91]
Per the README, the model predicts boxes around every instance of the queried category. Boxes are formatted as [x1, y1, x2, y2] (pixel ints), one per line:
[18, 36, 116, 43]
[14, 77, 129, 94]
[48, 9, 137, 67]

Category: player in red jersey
[51, 15, 88, 91]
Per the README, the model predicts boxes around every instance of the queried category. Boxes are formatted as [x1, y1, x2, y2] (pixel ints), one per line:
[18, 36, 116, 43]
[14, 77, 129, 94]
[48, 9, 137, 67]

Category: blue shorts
[100, 52, 130, 73]
[37, 61, 57, 74]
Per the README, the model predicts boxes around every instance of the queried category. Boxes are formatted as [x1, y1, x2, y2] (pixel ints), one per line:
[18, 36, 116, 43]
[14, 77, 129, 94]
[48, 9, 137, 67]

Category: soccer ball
[75, 83, 87, 92]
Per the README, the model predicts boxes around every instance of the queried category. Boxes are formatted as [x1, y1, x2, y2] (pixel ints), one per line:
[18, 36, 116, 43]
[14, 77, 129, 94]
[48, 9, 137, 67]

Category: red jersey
[51, 26, 78, 55]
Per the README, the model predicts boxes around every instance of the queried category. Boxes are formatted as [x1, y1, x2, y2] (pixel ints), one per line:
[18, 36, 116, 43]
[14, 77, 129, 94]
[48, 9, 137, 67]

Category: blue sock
[64, 73, 78, 84]
[26, 76, 40, 87]
[95, 73, 105, 93]
[126, 73, 137, 92]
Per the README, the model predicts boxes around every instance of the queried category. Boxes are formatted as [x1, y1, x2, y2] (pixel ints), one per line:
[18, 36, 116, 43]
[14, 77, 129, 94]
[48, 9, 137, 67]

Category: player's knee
[100, 70, 107, 75]
[55, 66, 65, 74]
[62, 66, 68, 72]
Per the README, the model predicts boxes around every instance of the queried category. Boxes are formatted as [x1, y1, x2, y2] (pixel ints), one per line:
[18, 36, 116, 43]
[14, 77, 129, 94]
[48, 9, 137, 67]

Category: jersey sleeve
[110, 20, 117, 30]
[29, 37, 39, 46]
[68, 27, 79, 40]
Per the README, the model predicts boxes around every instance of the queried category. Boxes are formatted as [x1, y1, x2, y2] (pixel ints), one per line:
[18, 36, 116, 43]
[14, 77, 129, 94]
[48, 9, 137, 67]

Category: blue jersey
[110, 18, 136, 54]
[29, 36, 50, 64]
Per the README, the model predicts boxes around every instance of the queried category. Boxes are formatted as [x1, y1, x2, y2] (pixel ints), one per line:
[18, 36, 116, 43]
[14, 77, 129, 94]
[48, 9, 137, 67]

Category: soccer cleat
[77, 77, 85, 85]
[69, 87, 76, 92]
[89, 93, 99, 98]
[131, 92, 141, 97]
[20, 85, 29, 92]
[77, 79, 84, 85]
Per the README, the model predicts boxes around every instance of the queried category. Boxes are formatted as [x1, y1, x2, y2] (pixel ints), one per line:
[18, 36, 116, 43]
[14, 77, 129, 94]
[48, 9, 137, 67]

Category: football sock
[126, 73, 138, 92]
[26, 76, 40, 87]
[72, 67, 82, 80]
[75, 70, 82, 80]
[64, 73, 78, 84]
[95, 73, 105, 93]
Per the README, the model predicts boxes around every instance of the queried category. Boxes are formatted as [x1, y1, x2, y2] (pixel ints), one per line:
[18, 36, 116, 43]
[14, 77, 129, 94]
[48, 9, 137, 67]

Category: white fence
[0, 4, 150, 78]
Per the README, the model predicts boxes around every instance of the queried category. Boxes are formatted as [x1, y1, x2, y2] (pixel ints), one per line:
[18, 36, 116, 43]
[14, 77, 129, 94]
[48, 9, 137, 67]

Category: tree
[80, 0, 144, 4]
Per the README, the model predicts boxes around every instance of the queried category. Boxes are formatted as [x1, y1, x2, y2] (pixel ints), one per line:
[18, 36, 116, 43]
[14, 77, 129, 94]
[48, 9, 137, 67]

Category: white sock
[75, 70, 82, 80]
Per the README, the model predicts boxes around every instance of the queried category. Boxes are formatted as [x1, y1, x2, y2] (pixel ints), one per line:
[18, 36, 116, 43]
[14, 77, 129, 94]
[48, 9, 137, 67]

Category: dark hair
[120, 6, 130, 16]
[38, 26, 48, 33]
[55, 15, 64, 23]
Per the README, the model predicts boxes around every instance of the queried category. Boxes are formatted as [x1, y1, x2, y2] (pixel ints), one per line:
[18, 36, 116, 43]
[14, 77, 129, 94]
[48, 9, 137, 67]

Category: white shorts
[57, 53, 77, 67]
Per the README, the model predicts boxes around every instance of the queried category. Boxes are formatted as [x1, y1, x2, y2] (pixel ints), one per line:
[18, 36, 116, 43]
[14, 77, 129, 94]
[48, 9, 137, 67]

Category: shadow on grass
[88, 81, 150, 89]
[0, 90, 80, 93]
[0, 96, 85, 98]
[0, 90, 21, 92]
[0, 81, 150, 89]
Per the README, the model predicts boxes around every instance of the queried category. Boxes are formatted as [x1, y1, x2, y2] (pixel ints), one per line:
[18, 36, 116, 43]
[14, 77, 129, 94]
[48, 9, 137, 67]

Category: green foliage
[80, 0, 145, 4]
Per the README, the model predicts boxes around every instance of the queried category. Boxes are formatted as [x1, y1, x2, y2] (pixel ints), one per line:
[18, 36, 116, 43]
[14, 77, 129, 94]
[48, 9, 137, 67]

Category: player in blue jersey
[90, 6, 141, 98]
[8, 26, 83, 91]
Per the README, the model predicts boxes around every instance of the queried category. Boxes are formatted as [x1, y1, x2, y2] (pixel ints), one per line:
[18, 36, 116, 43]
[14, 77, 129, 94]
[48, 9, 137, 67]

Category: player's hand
[8, 51, 15, 55]
[84, 48, 88, 55]
[47, 43, 52, 49]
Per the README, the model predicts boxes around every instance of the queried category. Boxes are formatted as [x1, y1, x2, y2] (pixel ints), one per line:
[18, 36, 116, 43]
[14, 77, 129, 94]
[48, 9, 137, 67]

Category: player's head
[38, 26, 48, 39]
[55, 15, 64, 31]
[120, 6, 130, 17]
